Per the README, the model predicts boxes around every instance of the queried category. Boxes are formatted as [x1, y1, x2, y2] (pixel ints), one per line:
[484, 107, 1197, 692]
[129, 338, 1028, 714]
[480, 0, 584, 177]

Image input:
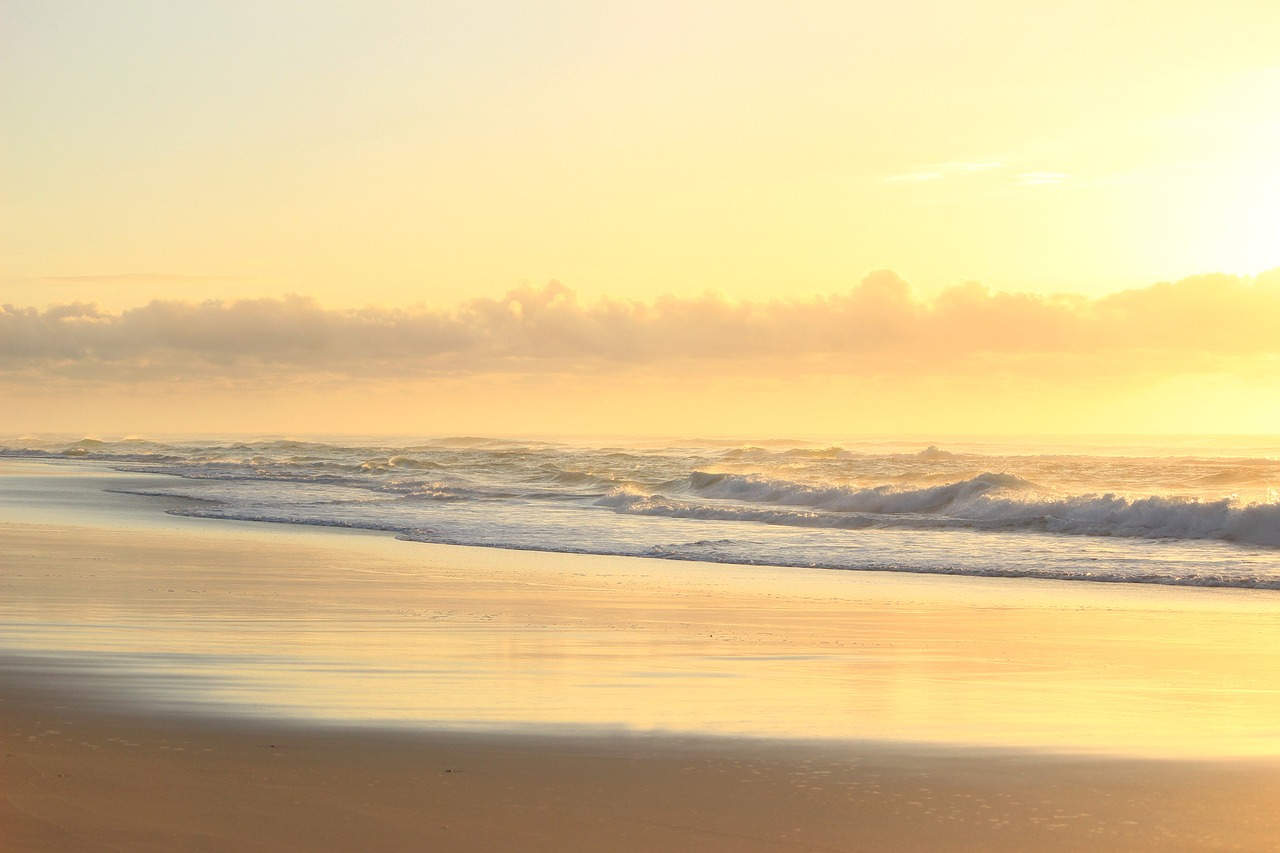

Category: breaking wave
[599, 472, 1280, 548]
[684, 470, 1035, 513]
[6, 434, 1280, 589]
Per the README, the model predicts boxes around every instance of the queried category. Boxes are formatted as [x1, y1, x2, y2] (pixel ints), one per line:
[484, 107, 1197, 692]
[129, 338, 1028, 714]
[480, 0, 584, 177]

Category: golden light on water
[8, 515, 1280, 758]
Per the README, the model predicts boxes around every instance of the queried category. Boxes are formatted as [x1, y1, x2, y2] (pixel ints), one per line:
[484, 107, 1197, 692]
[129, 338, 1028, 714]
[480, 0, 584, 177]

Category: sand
[5, 459, 1280, 851]
[7, 679, 1280, 853]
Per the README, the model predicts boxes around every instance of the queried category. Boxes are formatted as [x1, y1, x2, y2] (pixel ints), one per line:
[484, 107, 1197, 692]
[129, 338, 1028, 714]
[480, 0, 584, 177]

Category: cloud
[3, 270, 1280, 386]
[35, 273, 249, 284]
[884, 161, 1005, 183]
[1015, 171, 1070, 187]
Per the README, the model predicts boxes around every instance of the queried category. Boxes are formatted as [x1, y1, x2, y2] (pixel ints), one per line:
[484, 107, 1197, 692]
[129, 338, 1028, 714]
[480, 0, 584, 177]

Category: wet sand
[7, 676, 1280, 852]
[5, 460, 1280, 850]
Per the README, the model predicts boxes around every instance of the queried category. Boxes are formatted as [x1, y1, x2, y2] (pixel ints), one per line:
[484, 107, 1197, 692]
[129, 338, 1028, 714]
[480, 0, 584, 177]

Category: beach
[11, 0, 1280, 846]
[9, 685, 1280, 853]
[5, 458, 1280, 850]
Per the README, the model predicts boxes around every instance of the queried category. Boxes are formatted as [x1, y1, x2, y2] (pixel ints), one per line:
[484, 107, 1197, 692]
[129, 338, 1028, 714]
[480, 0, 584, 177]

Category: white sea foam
[684, 470, 1037, 513]
[5, 434, 1280, 588]
[599, 479, 1280, 547]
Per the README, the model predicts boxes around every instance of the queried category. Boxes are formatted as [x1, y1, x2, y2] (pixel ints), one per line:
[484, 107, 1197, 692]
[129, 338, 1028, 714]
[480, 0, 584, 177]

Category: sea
[5, 433, 1280, 590]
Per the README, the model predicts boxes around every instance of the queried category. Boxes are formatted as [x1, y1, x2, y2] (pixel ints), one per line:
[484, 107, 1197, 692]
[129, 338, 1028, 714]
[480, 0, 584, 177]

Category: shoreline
[7, 459, 1280, 848]
[10, 451, 1280, 593]
[9, 455, 1280, 600]
[4, 459, 1280, 756]
[8, 514, 1280, 756]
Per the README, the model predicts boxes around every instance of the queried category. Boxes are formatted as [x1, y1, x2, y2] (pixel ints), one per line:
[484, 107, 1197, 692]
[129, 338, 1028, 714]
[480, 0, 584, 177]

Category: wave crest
[600, 473, 1280, 548]
[685, 470, 1035, 514]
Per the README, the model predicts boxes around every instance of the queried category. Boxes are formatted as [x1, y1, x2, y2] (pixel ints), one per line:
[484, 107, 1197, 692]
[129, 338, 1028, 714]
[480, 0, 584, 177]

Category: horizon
[8, 431, 1280, 451]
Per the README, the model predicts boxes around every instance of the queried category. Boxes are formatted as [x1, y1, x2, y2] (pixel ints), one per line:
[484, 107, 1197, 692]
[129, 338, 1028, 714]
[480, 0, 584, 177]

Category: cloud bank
[4, 270, 1280, 384]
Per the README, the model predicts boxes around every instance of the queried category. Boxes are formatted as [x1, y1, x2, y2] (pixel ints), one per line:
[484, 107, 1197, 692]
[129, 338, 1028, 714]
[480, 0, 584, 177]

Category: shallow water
[5, 434, 1280, 589]
[5, 460, 1280, 757]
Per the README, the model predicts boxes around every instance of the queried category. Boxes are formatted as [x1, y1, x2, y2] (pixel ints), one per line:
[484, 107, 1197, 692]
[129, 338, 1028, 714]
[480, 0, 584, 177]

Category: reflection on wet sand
[4, 474, 1280, 756]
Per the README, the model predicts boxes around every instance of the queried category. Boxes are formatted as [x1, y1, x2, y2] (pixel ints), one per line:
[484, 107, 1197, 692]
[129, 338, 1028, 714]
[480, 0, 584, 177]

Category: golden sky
[2, 1, 1279, 435]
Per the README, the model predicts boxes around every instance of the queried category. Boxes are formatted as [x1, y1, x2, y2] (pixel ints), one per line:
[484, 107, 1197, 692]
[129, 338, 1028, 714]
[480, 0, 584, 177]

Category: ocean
[6, 434, 1280, 590]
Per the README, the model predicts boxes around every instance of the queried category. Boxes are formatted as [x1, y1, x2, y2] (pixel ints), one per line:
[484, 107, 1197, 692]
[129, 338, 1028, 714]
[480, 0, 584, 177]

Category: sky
[2, 1, 1279, 436]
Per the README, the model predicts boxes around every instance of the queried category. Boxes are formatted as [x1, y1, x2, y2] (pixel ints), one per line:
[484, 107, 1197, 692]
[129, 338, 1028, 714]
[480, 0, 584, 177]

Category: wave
[600, 473, 1280, 548]
[147, 501, 1280, 591]
[684, 470, 1036, 513]
[779, 445, 850, 459]
[1188, 468, 1275, 487]
[358, 455, 443, 473]
[7, 438, 1280, 550]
